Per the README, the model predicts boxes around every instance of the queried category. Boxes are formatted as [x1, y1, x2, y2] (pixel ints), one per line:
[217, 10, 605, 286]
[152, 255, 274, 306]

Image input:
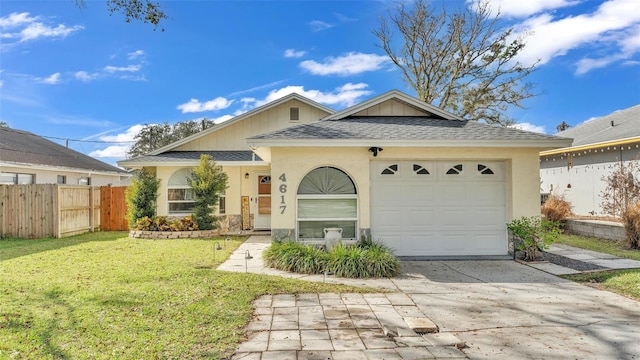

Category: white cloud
[473, 0, 578, 18]
[575, 24, 640, 74]
[284, 49, 307, 58]
[255, 83, 372, 108]
[0, 12, 83, 44]
[104, 64, 141, 73]
[89, 145, 129, 158]
[75, 71, 99, 82]
[214, 115, 234, 123]
[98, 124, 143, 142]
[19, 22, 84, 42]
[127, 50, 144, 60]
[177, 97, 234, 113]
[39, 72, 61, 84]
[309, 20, 334, 32]
[511, 0, 640, 72]
[510, 122, 547, 134]
[300, 52, 390, 76]
[88, 125, 142, 158]
[0, 12, 38, 28]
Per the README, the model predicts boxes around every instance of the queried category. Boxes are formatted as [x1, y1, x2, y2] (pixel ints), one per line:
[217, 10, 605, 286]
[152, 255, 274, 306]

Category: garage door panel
[470, 182, 505, 204]
[440, 183, 467, 202]
[470, 208, 506, 229]
[371, 160, 507, 257]
[475, 232, 505, 251]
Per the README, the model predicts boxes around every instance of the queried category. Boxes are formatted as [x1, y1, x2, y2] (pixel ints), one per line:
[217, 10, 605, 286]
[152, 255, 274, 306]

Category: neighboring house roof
[322, 90, 463, 121]
[541, 104, 640, 156]
[248, 116, 571, 148]
[0, 127, 128, 175]
[119, 151, 264, 167]
[147, 93, 336, 156]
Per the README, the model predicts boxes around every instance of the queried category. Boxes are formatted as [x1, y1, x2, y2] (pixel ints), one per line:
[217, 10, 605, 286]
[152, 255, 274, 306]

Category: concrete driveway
[396, 260, 639, 359]
[222, 237, 640, 359]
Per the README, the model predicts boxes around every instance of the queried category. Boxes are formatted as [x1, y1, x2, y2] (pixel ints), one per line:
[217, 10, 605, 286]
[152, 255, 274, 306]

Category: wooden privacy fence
[100, 186, 129, 231]
[0, 185, 123, 238]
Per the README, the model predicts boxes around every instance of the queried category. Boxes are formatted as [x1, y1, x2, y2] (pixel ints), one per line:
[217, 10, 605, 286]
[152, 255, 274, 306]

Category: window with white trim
[297, 167, 357, 241]
[219, 192, 226, 215]
[168, 168, 195, 214]
[79, 177, 91, 185]
[0, 172, 34, 184]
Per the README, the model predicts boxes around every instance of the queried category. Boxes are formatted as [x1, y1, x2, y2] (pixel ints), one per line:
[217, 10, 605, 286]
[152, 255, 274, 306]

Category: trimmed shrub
[264, 240, 399, 278]
[189, 154, 228, 230]
[507, 216, 561, 261]
[125, 168, 160, 228]
[330, 244, 400, 278]
[263, 241, 330, 274]
[541, 194, 572, 222]
[622, 202, 640, 249]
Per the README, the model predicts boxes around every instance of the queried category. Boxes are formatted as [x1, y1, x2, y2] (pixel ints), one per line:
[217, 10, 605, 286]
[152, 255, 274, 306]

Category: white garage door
[370, 161, 507, 257]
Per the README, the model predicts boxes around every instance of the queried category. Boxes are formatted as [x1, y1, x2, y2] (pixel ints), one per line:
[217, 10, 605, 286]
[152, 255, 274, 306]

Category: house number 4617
[279, 173, 287, 214]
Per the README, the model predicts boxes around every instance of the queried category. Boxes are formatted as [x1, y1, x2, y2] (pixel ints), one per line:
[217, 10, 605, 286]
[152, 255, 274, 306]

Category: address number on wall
[279, 173, 287, 214]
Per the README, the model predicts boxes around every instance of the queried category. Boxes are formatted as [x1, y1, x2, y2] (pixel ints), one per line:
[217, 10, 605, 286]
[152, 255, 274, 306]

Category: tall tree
[374, 0, 538, 126]
[127, 119, 214, 158]
[75, 0, 168, 31]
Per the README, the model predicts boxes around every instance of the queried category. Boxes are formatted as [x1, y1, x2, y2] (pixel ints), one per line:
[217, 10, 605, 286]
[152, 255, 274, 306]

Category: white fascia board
[247, 138, 573, 149]
[322, 90, 463, 121]
[149, 93, 335, 156]
[117, 160, 269, 169]
[0, 161, 131, 176]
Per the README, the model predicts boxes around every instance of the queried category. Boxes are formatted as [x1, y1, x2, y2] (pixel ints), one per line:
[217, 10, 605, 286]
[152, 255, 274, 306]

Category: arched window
[167, 168, 194, 214]
[297, 167, 357, 241]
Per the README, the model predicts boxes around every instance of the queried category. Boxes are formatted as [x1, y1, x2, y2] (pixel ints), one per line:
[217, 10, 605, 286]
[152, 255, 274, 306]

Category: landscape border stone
[129, 229, 219, 239]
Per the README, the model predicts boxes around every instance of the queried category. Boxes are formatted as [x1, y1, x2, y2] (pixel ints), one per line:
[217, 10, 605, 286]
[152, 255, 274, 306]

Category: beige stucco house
[119, 90, 571, 258]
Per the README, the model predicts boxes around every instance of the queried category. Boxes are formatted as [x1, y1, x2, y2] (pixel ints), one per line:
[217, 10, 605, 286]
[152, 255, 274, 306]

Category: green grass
[0, 232, 371, 359]
[562, 269, 640, 301]
[556, 234, 640, 260]
[556, 234, 640, 301]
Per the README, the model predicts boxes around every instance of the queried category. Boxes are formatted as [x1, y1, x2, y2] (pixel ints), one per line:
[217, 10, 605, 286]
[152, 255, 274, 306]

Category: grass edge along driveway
[0, 232, 373, 359]
[557, 234, 640, 301]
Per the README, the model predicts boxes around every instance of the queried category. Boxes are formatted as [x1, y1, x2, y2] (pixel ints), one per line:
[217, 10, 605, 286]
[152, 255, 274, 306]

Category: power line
[0, 127, 136, 144]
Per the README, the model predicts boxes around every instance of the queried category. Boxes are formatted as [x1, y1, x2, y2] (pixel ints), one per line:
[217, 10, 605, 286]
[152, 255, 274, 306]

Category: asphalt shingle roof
[556, 104, 640, 146]
[123, 151, 262, 164]
[250, 116, 567, 142]
[0, 127, 128, 173]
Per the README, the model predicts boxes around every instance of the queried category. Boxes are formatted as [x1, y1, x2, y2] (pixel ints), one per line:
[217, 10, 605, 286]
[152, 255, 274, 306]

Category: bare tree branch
[375, 0, 539, 126]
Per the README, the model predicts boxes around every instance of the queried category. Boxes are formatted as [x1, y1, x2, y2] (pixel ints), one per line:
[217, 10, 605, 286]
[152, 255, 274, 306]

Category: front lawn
[0, 232, 370, 359]
[557, 234, 640, 301]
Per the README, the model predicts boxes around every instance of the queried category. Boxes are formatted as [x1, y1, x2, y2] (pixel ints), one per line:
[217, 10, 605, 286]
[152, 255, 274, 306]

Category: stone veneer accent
[272, 228, 295, 241]
[217, 215, 243, 233]
[129, 229, 219, 239]
[565, 219, 625, 241]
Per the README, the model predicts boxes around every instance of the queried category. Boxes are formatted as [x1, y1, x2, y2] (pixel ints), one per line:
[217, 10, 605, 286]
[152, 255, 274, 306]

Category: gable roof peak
[322, 90, 463, 121]
[148, 92, 336, 155]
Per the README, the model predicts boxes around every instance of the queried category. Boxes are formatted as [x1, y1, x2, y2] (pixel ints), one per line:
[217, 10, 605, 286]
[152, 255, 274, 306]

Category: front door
[254, 173, 271, 229]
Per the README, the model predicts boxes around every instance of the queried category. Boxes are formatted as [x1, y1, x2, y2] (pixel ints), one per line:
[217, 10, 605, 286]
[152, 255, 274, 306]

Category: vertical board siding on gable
[174, 100, 331, 151]
[353, 99, 429, 117]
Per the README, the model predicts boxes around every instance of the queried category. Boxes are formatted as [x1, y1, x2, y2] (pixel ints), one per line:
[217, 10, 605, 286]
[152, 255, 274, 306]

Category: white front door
[254, 173, 271, 229]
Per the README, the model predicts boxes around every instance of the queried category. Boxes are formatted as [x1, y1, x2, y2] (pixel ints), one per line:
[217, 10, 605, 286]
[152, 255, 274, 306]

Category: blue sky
[1, 0, 639, 166]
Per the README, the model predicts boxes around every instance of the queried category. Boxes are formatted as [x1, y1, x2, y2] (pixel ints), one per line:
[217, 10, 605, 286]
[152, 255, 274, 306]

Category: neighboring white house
[540, 104, 640, 216]
[120, 90, 571, 258]
[0, 127, 131, 186]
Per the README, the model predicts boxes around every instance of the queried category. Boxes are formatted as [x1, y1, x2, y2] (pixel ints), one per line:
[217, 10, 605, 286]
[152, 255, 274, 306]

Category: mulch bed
[541, 251, 607, 272]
